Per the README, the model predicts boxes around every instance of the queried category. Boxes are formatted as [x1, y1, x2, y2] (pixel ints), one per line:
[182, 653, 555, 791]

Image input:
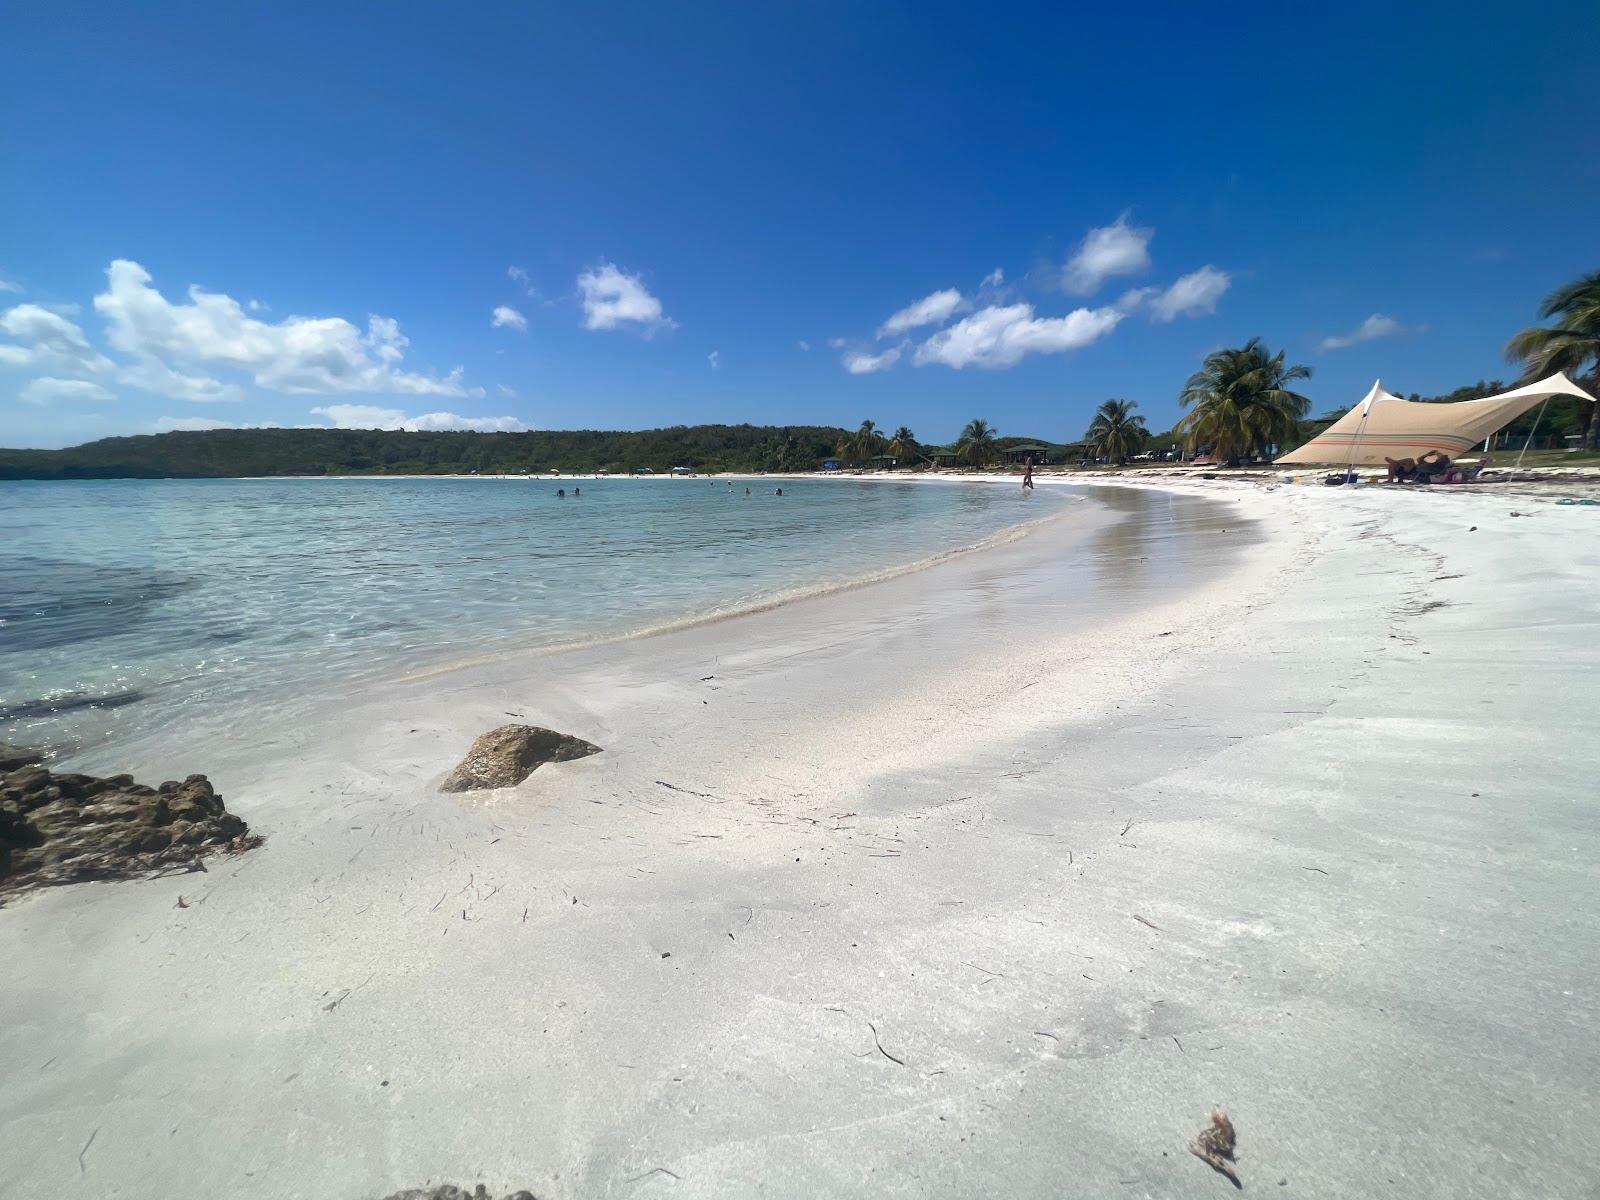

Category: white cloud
[20, 377, 115, 405]
[842, 344, 904, 375]
[497, 383, 517, 398]
[980, 267, 1005, 290]
[491, 304, 528, 332]
[119, 357, 245, 403]
[1147, 266, 1231, 322]
[508, 266, 530, 286]
[1320, 313, 1412, 351]
[1063, 215, 1153, 294]
[828, 337, 847, 350]
[93, 259, 480, 398]
[708, 350, 721, 369]
[152, 415, 248, 432]
[0, 279, 21, 294]
[878, 288, 965, 338]
[576, 262, 673, 333]
[913, 302, 1123, 369]
[310, 403, 527, 432]
[0, 303, 114, 373]
[797, 339, 811, 351]
[247, 298, 268, 313]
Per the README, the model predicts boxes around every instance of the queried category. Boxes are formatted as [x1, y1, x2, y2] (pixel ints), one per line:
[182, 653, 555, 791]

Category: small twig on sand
[655, 780, 717, 800]
[867, 1019, 906, 1066]
[625, 1166, 683, 1185]
[79, 1126, 98, 1173]
[1301, 865, 1330, 875]
[1120, 818, 1135, 837]
[1133, 914, 1162, 932]
[961, 961, 1006, 978]
[429, 891, 446, 912]
[1172, 1035, 1185, 1054]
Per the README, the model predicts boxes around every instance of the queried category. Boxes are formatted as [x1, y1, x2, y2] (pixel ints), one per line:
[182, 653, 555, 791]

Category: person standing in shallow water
[1022, 460, 1034, 491]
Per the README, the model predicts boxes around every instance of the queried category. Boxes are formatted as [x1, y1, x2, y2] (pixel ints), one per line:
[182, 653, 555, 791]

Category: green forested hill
[0, 424, 851, 479]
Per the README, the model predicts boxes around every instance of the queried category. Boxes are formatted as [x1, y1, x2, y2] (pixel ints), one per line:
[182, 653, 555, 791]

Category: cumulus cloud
[1320, 313, 1414, 351]
[913, 303, 1123, 370]
[491, 304, 528, 332]
[21, 377, 115, 405]
[577, 262, 673, 333]
[878, 288, 965, 338]
[1063, 216, 1153, 294]
[0, 303, 114, 373]
[842, 344, 904, 375]
[1147, 265, 1231, 322]
[92, 259, 480, 399]
[120, 357, 245, 403]
[708, 350, 721, 369]
[310, 403, 527, 432]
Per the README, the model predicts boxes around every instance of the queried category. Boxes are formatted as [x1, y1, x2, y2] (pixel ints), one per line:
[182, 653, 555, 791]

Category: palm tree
[956, 418, 998, 467]
[843, 418, 884, 464]
[1178, 338, 1312, 463]
[1506, 269, 1600, 449]
[887, 425, 918, 462]
[1084, 399, 1149, 465]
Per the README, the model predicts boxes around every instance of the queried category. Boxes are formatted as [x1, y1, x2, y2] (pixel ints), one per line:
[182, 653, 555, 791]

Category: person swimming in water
[556, 488, 565, 497]
[774, 487, 783, 496]
[573, 486, 580, 496]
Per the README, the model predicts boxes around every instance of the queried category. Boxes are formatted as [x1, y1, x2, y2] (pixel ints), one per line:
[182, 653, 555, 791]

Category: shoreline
[2, 478, 1597, 1197]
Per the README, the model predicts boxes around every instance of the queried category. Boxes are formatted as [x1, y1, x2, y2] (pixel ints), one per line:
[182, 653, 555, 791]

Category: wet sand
[1, 479, 1596, 1199]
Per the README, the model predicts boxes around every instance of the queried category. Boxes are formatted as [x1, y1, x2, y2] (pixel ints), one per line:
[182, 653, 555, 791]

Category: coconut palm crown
[956, 418, 998, 467]
[1505, 268, 1600, 449]
[1084, 399, 1148, 465]
[887, 426, 918, 460]
[1177, 338, 1312, 462]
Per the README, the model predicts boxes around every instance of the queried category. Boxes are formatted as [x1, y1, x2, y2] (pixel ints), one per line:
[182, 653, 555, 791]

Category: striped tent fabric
[1275, 372, 1596, 466]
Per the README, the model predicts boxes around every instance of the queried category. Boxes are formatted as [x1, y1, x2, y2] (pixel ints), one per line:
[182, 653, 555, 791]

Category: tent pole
[1345, 407, 1372, 484]
[1513, 398, 1551, 471]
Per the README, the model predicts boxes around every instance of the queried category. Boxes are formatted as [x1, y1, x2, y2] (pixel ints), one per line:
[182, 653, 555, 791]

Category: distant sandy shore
[2, 477, 1596, 1199]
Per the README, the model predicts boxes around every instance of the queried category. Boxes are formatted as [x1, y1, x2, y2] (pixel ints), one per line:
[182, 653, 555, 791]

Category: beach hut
[925, 446, 960, 467]
[1003, 443, 1053, 465]
[869, 453, 900, 470]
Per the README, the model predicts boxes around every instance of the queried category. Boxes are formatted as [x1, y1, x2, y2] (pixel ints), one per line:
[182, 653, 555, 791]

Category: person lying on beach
[1385, 457, 1418, 482]
[1416, 450, 1452, 477]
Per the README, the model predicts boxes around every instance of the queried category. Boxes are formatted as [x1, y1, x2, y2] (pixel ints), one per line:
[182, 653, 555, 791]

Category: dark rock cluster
[439, 724, 601, 793]
[380, 1188, 540, 1200]
[0, 743, 260, 898]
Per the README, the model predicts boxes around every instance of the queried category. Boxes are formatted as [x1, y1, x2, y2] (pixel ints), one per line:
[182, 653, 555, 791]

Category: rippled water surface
[0, 477, 1063, 759]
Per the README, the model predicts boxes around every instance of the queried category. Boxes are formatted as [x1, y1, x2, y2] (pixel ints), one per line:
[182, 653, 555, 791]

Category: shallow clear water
[0, 476, 1062, 758]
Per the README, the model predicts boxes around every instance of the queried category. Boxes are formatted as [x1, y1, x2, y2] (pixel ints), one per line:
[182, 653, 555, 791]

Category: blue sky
[3, 0, 1597, 449]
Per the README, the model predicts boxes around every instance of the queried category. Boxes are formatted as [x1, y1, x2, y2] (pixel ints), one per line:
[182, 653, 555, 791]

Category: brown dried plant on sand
[1190, 1107, 1241, 1188]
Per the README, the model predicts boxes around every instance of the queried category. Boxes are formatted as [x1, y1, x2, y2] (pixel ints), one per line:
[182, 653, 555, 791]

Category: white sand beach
[2, 478, 1597, 1199]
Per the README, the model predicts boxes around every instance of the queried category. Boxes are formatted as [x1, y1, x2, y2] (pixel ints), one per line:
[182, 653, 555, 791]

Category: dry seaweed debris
[1189, 1107, 1241, 1188]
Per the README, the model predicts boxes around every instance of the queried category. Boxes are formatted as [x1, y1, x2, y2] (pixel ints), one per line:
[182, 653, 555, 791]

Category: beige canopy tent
[1275, 372, 1596, 466]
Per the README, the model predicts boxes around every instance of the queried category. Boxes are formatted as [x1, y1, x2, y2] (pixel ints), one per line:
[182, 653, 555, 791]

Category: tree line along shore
[5, 269, 1596, 479]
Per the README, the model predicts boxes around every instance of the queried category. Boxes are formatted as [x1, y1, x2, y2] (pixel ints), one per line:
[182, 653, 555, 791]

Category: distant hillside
[0, 424, 854, 480]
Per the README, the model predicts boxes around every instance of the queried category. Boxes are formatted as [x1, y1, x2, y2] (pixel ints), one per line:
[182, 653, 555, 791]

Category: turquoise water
[0, 476, 1062, 759]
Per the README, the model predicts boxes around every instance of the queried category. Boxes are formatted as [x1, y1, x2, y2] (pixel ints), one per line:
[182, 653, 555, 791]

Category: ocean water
[0, 476, 1065, 761]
